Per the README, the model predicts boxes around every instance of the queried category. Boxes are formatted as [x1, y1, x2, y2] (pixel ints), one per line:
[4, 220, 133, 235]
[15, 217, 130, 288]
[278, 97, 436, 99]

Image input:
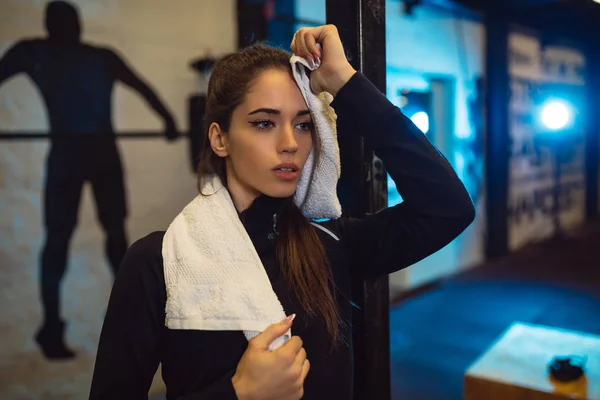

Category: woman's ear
[208, 122, 229, 158]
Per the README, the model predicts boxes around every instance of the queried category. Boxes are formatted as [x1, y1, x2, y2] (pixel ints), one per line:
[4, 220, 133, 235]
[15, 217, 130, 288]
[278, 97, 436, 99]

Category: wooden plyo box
[464, 322, 600, 400]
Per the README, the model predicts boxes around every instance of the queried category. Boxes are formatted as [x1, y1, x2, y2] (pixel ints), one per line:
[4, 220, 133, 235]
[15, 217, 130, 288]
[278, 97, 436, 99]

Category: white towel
[161, 52, 342, 351]
[162, 174, 290, 350]
[290, 53, 342, 220]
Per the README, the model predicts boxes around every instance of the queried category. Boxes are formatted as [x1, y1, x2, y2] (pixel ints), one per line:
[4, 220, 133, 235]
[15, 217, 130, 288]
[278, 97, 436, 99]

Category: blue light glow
[410, 111, 430, 134]
[541, 100, 572, 131]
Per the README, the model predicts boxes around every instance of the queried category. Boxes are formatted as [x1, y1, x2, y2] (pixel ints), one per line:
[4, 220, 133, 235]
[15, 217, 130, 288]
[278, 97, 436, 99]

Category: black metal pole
[585, 45, 600, 221]
[552, 140, 562, 237]
[325, 1, 390, 399]
[484, 11, 510, 258]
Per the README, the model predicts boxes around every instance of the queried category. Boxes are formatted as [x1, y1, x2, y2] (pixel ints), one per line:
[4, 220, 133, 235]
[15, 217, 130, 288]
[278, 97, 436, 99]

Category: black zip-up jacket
[89, 72, 475, 400]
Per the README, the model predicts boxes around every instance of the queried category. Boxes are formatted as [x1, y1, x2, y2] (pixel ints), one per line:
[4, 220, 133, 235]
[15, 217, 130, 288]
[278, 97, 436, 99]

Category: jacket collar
[239, 194, 286, 237]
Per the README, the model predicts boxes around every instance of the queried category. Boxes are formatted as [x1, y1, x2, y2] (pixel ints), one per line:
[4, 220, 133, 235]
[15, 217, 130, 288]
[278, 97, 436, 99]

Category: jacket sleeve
[330, 73, 475, 281]
[89, 232, 238, 400]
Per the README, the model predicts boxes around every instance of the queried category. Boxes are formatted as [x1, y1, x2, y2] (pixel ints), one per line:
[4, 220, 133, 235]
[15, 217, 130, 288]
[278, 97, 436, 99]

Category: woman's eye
[250, 120, 274, 130]
[297, 122, 313, 132]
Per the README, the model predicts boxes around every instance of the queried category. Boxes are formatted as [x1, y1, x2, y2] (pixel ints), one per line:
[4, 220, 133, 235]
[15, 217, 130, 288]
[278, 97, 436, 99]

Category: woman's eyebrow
[248, 108, 279, 116]
[247, 109, 311, 117]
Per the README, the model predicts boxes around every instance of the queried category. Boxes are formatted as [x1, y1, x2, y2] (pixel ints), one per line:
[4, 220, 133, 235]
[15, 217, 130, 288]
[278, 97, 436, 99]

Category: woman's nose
[277, 126, 298, 154]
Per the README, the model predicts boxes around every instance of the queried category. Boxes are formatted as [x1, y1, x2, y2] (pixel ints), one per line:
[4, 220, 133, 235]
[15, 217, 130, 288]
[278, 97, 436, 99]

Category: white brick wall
[0, 1, 235, 398]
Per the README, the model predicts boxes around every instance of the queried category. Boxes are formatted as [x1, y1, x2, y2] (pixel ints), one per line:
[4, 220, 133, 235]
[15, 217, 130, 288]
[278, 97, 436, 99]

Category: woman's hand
[291, 24, 357, 96]
[232, 316, 310, 400]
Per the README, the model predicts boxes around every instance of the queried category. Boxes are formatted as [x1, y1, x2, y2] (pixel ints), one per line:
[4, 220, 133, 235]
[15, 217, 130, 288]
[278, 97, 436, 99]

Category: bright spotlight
[541, 100, 572, 131]
[411, 111, 430, 134]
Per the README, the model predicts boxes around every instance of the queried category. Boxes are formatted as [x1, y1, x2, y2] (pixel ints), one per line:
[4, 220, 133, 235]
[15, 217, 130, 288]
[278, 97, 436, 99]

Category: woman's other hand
[291, 24, 357, 96]
[232, 315, 310, 400]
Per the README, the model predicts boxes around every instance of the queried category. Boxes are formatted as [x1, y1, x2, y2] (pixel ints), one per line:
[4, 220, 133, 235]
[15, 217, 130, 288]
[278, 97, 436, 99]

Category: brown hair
[196, 43, 341, 345]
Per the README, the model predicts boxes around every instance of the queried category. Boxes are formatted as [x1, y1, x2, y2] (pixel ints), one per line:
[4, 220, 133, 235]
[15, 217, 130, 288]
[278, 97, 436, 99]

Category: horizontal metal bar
[0, 132, 188, 140]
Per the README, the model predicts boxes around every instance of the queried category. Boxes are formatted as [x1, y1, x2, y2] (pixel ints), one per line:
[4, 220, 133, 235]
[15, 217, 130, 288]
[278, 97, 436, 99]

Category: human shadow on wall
[0, 0, 178, 360]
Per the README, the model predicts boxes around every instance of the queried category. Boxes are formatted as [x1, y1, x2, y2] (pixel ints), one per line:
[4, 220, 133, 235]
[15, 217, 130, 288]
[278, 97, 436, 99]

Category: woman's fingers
[290, 24, 355, 94]
[292, 347, 307, 370]
[294, 29, 312, 62]
[292, 28, 323, 64]
[291, 26, 345, 65]
[300, 358, 311, 381]
[303, 30, 320, 61]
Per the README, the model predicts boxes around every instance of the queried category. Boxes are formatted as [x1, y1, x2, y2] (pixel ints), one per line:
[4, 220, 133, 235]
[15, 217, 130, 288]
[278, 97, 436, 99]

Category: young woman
[89, 25, 474, 400]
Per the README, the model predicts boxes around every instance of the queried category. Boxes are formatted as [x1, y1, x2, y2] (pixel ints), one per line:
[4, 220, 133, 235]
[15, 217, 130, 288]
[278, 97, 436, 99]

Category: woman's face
[213, 68, 314, 208]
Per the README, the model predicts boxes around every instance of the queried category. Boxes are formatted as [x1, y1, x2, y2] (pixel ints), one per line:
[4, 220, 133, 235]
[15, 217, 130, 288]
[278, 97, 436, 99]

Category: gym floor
[390, 224, 600, 399]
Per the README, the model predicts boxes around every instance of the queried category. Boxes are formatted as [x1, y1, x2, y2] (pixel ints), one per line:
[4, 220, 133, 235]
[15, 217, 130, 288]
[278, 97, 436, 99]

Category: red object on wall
[263, 0, 275, 20]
